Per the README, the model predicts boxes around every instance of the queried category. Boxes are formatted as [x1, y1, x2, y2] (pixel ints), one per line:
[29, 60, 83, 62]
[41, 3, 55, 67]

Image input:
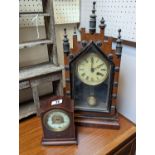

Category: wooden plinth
[75, 117, 120, 129]
[42, 138, 77, 145]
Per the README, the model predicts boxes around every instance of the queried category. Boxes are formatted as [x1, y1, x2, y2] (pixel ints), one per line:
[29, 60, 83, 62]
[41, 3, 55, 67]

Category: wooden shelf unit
[19, 0, 63, 120]
[19, 12, 50, 17]
[19, 39, 53, 49]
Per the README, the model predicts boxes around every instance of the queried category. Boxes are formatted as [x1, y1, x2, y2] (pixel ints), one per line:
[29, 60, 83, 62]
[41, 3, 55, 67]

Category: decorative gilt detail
[115, 66, 120, 72]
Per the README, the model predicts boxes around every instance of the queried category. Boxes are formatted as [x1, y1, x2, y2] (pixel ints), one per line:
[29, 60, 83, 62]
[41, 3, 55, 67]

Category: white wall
[112, 43, 136, 123]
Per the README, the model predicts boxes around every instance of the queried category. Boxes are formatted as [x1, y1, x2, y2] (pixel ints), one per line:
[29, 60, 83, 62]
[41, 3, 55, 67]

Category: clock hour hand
[91, 57, 94, 72]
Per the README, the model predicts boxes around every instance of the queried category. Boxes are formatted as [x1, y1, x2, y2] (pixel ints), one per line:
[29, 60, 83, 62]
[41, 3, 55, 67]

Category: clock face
[77, 53, 109, 86]
[43, 109, 70, 132]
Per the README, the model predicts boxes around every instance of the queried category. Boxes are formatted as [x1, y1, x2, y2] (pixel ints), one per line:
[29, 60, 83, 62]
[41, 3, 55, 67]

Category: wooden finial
[89, 1, 97, 34]
[99, 17, 106, 29]
[92, 1, 96, 13]
[118, 29, 121, 39]
[64, 28, 66, 34]
[63, 28, 70, 55]
[73, 27, 77, 35]
[116, 29, 122, 57]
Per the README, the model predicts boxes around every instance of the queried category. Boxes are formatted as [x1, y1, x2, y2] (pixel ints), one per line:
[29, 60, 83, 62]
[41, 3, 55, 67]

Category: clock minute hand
[94, 63, 104, 70]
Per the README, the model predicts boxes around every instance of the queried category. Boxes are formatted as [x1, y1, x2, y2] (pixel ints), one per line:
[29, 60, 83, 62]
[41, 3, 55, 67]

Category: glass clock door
[70, 47, 114, 113]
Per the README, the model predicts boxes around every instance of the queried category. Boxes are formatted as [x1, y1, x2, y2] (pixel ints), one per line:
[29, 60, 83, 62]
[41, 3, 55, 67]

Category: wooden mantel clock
[40, 96, 77, 145]
[63, 2, 123, 129]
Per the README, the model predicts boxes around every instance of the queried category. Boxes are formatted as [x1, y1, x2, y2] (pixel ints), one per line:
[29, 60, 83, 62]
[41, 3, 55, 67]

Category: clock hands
[94, 63, 105, 70]
[91, 62, 105, 73]
[91, 57, 95, 72]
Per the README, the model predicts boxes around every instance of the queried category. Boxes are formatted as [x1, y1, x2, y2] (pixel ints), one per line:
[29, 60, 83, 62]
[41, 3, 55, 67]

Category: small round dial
[43, 109, 70, 132]
[77, 53, 109, 86]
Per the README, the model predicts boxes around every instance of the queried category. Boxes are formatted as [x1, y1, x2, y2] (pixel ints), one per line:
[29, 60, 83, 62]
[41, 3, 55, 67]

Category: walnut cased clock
[63, 2, 123, 129]
[40, 96, 77, 145]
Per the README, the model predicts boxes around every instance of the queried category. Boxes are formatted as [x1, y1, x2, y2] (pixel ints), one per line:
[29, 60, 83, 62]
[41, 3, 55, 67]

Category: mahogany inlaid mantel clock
[63, 2, 123, 129]
[40, 96, 77, 145]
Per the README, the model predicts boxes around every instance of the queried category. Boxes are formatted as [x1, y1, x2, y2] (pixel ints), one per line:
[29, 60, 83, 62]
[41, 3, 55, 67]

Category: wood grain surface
[19, 114, 136, 155]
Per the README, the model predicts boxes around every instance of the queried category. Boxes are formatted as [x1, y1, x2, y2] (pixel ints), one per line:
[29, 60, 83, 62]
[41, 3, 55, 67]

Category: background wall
[114, 44, 136, 123]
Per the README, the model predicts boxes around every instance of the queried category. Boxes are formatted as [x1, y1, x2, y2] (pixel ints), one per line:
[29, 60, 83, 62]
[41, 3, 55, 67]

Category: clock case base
[75, 116, 120, 129]
[75, 107, 120, 129]
[42, 137, 77, 145]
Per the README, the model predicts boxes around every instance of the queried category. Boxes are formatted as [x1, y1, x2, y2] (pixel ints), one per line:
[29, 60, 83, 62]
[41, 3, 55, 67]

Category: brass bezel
[43, 109, 71, 132]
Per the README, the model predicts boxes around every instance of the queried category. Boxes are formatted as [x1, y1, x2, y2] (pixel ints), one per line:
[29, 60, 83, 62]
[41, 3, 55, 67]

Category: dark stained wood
[63, 18, 122, 128]
[40, 96, 77, 145]
[19, 114, 136, 155]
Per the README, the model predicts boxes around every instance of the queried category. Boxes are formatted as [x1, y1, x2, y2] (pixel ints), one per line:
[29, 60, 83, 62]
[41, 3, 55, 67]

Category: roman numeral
[91, 77, 94, 81]
[97, 72, 104, 76]
[81, 73, 85, 77]
[101, 68, 106, 71]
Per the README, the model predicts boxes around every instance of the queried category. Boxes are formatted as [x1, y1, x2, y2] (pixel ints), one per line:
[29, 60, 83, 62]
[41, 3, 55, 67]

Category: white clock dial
[77, 53, 109, 86]
[43, 109, 70, 132]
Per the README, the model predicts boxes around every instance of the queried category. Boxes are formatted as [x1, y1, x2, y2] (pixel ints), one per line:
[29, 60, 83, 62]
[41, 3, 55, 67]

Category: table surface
[19, 114, 136, 155]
